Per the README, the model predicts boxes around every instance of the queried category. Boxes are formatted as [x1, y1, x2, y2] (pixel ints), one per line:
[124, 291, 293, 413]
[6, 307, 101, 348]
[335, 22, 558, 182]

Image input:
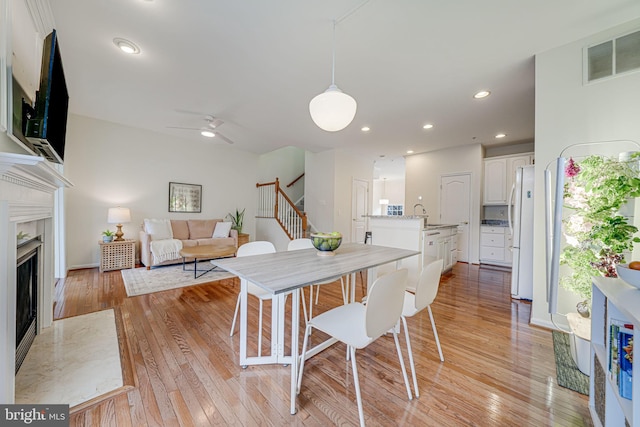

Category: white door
[440, 173, 471, 263]
[351, 178, 368, 243]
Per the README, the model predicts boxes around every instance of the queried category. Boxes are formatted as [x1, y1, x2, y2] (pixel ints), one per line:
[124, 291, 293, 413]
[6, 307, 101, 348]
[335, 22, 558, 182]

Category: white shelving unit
[591, 277, 640, 426]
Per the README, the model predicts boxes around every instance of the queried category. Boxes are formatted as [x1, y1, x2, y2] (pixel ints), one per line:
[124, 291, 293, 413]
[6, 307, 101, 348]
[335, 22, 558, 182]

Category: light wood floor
[54, 262, 592, 427]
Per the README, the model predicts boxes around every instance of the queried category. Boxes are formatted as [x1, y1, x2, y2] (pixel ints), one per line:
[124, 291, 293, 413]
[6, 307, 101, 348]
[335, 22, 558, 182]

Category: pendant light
[309, 20, 357, 132]
[379, 178, 389, 205]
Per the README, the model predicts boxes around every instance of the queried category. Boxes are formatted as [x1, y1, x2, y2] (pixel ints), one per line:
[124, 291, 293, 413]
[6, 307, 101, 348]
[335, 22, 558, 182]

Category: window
[586, 29, 640, 83]
[387, 205, 404, 216]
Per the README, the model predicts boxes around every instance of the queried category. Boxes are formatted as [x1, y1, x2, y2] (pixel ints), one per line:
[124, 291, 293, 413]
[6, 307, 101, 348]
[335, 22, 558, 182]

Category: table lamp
[107, 207, 131, 241]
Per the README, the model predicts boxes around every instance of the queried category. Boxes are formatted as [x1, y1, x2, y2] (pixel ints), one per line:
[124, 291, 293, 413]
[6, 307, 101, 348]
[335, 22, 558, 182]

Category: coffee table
[179, 244, 236, 278]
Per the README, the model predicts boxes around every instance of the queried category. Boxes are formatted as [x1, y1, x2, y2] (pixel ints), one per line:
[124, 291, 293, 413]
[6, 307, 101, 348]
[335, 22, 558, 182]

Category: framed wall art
[169, 182, 202, 213]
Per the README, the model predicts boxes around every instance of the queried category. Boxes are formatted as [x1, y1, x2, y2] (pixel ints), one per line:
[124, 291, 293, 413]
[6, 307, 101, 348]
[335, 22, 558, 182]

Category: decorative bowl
[310, 232, 342, 256]
[615, 264, 640, 289]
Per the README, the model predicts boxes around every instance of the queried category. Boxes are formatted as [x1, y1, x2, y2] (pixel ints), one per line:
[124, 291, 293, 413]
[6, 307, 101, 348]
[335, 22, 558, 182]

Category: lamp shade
[107, 207, 131, 224]
[309, 84, 357, 132]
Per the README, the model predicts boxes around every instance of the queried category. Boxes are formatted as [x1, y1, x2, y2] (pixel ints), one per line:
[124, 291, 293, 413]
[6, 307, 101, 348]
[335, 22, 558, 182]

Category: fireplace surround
[0, 152, 71, 403]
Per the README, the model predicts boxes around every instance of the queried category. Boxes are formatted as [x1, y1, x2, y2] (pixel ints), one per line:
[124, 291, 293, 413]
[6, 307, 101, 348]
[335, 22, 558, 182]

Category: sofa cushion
[181, 240, 197, 248]
[144, 218, 173, 241]
[171, 220, 190, 240]
[196, 237, 234, 246]
[213, 221, 233, 238]
[188, 219, 218, 239]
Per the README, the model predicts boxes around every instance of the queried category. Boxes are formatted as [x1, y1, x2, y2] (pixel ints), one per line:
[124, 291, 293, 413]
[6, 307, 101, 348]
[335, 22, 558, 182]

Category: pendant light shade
[309, 20, 357, 132]
[309, 84, 357, 132]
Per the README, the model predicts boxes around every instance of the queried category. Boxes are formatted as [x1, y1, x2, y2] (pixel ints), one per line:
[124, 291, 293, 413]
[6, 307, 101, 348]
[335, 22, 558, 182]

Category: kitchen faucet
[413, 203, 426, 215]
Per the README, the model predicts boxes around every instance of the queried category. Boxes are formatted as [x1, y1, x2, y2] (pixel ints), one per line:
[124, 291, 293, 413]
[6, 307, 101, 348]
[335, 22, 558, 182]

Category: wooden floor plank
[52, 262, 592, 426]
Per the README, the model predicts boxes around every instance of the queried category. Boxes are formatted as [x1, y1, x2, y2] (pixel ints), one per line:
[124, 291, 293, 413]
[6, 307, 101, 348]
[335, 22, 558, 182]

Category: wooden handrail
[286, 173, 305, 188]
[256, 177, 307, 239]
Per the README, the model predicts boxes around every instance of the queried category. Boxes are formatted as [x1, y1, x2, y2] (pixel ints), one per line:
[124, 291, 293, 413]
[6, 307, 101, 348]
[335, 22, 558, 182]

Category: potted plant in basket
[560, 154, 640, 374]
[227, 208, 245, 233]
[102, 229, 115, 243]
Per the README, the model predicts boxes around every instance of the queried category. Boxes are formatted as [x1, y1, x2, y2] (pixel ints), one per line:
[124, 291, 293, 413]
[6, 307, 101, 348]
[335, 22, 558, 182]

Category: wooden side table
[238, 233, 250, 247]
[99, 239, 136, 272]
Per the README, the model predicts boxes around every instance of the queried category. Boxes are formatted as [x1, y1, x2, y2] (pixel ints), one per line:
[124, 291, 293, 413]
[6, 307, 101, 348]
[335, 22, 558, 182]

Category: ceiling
[46, 0, 640, 160]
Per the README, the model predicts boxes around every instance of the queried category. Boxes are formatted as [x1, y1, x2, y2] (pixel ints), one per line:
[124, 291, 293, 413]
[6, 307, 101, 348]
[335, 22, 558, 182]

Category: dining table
[210, 242, 420, 415]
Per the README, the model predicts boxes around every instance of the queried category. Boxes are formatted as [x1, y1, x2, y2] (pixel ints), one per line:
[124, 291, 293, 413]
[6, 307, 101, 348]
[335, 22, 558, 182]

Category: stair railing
[256, 178, 307, 239]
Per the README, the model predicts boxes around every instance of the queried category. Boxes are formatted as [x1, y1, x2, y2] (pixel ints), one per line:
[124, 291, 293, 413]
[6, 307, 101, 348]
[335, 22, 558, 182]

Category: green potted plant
[227, 208, 245, 233]
[560, 154, 640, 310]
[102, 229, 115, 243]
[559, 153, 640, 375]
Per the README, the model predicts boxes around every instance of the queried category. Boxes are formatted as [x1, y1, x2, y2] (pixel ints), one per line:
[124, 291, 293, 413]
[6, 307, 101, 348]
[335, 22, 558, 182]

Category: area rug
[15, 309, 123, 408]
[552, 330, 589, 395]
[121, 263, 235, 297]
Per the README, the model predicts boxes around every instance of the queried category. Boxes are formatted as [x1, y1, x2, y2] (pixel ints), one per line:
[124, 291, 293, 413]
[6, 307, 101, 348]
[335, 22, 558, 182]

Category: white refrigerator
[509, 165, 534, 300]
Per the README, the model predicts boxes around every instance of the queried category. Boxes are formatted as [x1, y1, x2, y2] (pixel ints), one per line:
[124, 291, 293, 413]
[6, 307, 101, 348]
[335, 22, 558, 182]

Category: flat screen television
[24, 29, 69, 164]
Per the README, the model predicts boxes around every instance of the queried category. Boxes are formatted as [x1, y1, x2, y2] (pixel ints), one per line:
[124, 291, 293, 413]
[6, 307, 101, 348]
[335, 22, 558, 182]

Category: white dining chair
[401, 258, 445, 398]
[297, 268, 413, 427]
[287, 238, 346, 324]
[229, 241, 276, 357]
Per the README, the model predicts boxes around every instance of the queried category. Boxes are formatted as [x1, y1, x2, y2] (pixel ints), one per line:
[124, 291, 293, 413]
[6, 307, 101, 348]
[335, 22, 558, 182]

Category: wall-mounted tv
[23, 29, 69, 164]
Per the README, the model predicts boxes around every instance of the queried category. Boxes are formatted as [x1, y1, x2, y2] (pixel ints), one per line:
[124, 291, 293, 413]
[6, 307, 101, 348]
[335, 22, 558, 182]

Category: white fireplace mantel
[0, 151, 72, 404]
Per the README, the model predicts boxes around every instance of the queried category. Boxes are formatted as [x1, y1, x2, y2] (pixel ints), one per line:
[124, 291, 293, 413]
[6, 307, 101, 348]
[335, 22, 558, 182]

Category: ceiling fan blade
[166, 126, 200, 130]
[208, 117, 224, 128]
[214, 132, 234, 144]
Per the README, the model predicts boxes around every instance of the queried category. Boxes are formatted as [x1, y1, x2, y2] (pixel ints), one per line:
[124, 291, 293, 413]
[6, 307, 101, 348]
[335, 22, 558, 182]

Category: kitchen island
[366, 215, 457, 284]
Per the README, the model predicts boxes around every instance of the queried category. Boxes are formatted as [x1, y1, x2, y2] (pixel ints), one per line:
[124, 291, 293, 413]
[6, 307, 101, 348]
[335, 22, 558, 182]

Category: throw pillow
[212, 222, 233, 238]
[144, 218, 173, 241]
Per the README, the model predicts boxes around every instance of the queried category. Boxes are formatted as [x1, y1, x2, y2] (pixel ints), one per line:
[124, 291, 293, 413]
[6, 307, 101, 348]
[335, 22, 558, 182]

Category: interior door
[440, 173, 471, 263]
[351, 178, 368, 243]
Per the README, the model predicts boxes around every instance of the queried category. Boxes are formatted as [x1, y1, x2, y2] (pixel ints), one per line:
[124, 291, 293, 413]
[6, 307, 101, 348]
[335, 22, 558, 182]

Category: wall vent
[585, 29, 640, 83]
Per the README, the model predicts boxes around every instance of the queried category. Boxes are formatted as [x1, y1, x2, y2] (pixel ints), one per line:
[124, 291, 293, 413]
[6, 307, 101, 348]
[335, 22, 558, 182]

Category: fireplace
[15, 238, 42, 374]
[0, 152, 72, 403]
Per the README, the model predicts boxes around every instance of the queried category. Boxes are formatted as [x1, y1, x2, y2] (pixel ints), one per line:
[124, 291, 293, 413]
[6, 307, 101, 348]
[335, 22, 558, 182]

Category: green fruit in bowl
[310, 232, 342, 252]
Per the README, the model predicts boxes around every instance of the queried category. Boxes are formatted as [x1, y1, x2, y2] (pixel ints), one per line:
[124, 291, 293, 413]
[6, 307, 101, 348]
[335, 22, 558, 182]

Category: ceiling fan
[166, 115, 235, 144]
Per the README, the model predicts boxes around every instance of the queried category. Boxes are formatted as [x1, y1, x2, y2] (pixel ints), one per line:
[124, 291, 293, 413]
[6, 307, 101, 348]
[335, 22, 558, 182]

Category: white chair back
[365, 269, 408, 339]
[287, 238, 314, 251]
[237, 241, 276, 257]
[415, 258, 444, 311]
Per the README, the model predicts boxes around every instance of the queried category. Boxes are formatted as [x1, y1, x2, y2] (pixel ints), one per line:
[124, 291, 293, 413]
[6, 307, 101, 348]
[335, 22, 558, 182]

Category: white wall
[405, 144, 483, 263]
[63, 114, 259, 270]
[334, 149, 373, 242]
[258, 146, 305, 204]
[532, 18, 640, 328]
[372, 178, 405, 215]
[304, 148, 373, 241]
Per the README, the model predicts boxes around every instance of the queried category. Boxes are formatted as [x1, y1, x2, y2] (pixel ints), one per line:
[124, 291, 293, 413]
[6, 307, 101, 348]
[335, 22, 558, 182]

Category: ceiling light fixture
[423, 124, 433, 129]
[201, 129, 215, 138]
[361, 126, 370, 132]
[474, 90, 491, 99]
[495, 133, 506, 138]
[113, 38, 140, 54]
[406, 150, 414, 154]
[309, 20, 357, 132]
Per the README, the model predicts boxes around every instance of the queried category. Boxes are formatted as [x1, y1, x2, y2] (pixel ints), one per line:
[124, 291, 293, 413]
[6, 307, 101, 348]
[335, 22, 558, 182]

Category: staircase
[256, 178, 307, 240]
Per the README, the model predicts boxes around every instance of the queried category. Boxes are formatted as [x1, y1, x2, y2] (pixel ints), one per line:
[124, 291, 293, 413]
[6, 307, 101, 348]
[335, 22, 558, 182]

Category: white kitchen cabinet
[590, 277, 640, 426]
[480, 226, 512, 266]
[483, 153, 534, 205]
[483, 158, 508, 204]
[423, 225, 457, 272]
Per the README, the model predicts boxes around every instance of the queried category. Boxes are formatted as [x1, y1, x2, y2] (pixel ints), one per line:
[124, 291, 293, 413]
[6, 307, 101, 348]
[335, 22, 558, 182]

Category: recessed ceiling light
[474, 90, 491, 99]
[495, 133, 506, 139]
[201, 129, 215, 138]
[113, 38, 140, 54]
[406, 150, 414, 154]
[361, 126, 370, 132]
[423, 124, 434, 129]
